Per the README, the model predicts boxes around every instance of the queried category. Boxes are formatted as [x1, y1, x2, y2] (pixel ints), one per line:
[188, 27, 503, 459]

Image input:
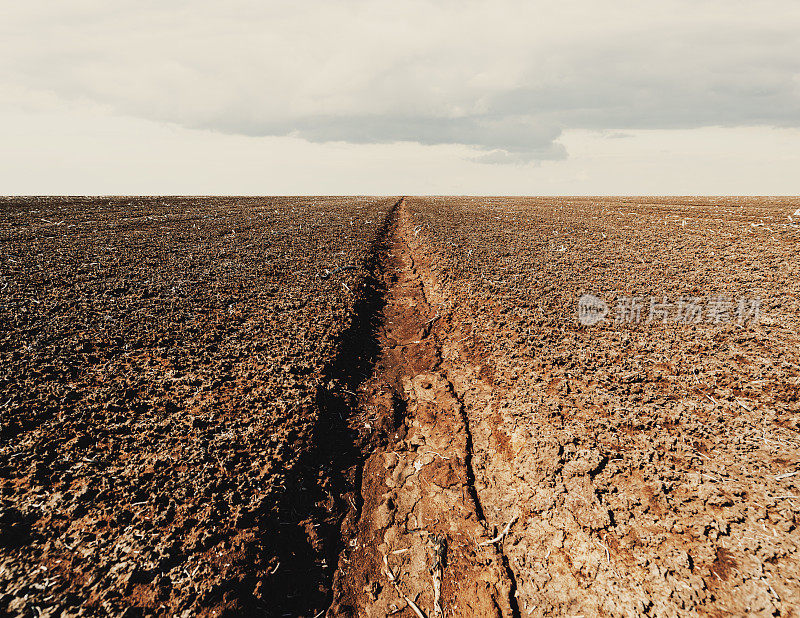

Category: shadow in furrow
[256, 199, 402, 617]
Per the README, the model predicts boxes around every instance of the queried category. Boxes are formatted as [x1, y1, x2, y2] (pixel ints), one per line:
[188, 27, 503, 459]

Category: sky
[1, 0, 799, 195]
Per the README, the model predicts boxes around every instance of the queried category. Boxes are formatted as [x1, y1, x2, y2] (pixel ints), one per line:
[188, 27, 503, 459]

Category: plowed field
[1, 196, 798, 617]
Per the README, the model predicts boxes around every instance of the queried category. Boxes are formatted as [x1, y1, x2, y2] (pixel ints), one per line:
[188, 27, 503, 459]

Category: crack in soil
[400, 206, 523, 618]
[439, 376, 522, 618]
[401, 220, 522, 617]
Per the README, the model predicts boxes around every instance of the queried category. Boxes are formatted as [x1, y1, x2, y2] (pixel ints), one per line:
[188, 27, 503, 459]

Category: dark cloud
[2, 0, 799, 163]
[206, 115, 567, 161]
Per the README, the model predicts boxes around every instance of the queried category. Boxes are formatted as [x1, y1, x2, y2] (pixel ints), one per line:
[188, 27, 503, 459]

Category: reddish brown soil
[329, 202, 516, 617]
[2, 196, 799, 617]
[403, 197, 800, 617]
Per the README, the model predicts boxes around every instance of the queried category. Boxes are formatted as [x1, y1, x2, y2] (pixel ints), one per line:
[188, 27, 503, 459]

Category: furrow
[327, 199, 517, 617]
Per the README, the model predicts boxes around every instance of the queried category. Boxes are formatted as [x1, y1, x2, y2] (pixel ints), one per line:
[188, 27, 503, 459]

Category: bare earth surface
[1, 196, 799, 617]
[0, 196, 395, 616]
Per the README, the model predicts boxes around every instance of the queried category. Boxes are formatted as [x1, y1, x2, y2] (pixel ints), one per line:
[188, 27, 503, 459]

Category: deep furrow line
[276, 198, 403, 616]
[327, 199, 519, 616]
[399, 210, 522, 618]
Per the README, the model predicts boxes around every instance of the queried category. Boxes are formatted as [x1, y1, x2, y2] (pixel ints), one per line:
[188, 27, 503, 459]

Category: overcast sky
[1, 0, 799, 195]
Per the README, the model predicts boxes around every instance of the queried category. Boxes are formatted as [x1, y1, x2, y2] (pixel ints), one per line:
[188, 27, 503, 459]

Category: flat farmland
[0, 196, 395, 616]
[398, 197, 800, 616]
[1, 196, 799, 617]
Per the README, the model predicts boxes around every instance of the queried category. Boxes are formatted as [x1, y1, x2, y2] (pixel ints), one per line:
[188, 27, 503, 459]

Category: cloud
[1, 0, 799, 163]
[204, 114, 567, 161]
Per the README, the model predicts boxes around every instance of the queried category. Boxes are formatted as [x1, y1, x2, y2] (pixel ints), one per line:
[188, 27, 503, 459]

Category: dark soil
[0, 196, 395, 617]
